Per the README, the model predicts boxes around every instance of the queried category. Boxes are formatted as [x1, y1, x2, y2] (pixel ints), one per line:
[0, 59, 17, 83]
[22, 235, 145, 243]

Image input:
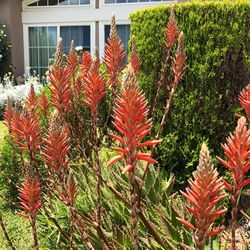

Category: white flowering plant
[0, 72, 43, 118]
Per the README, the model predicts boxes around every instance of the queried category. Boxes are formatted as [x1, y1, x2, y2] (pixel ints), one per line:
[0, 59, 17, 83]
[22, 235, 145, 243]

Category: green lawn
[0, 121, 8, 149]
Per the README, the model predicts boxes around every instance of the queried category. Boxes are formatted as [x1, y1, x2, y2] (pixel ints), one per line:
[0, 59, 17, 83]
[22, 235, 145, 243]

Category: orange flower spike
[19, 177, 43, 219]
[39, 91, 49, 118]
[104, 14, 126, 88]
[129, 37, 141, 75]
[218, 117, 250, 190]
[80, 51, 92, 78]
[107, 66, 160, 173]
[42, 126, 70, 172]
[11, 111, 43, 154]
[25, 84, 38, 113]
[82, 49, 105, 117]
[217, 116, 250, 249]
[67, 40, 79, 76]
[53, 37, 64, 67]
[179, 143, 227, 250]
[165, 6, 179, 49]
[172, 31, 186, 81]
[49, 65, 72, 116]
[239, 84, 250, 120]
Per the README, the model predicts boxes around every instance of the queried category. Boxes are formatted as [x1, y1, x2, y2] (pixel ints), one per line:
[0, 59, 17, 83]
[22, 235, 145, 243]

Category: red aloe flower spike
[19, 176, 43, 250]
[67, 40, 78, 76]
[3, 97, 14, 131]
[53, 37, 64, 67]
[39, 91, 49, 118]
[24, 84, 38, 113]
[49, 65, 72, 117]
[104, 14, 126, 96]
[179, 143, 227, 250]
[11, 110, 43, 156]
[80, 51, 92, 78]
[107, 65, 160, 173]
[82, 48, 105, 117]
[172, 31, 187, 81]
[165, 5, 179, 49]
[129, 36, 141, 75]
[239, 84, 250, 121]
[217, 116, 250, 250]
[19, 176, 43, 219]
[42, 125, 70, 173]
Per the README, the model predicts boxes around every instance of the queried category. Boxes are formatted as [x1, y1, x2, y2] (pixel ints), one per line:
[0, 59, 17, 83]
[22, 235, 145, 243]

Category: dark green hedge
[130, 0, 250, 187]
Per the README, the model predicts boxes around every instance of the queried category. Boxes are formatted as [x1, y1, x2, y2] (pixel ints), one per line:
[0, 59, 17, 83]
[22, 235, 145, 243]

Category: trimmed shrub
[130, 0, 250, 187]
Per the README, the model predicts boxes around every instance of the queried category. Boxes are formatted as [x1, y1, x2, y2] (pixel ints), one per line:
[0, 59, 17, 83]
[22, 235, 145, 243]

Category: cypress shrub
[130, 0, 250, 187]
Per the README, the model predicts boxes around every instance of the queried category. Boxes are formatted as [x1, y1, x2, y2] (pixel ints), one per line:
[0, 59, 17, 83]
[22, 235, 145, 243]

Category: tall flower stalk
[104, 14, 126, 98]
[19, 176, 43, 250]
[82, 48, 105, 226]
[217, 116, 250, 250]
[179, 143, 227, 250]
[107, 65, 160, 249]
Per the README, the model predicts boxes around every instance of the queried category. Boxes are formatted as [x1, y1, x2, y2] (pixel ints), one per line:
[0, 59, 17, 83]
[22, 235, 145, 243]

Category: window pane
[71, 26, 80, 46]
[49, 0, 58, 5]
[38, 27, 48, 46]
[82, 26, 90, 47]
[105, 0, 115, 3]
[29, 26, 57, 77]
[59, 0, 68, 4]
[38, 0, 48, 5]
[139, 0, 149, 2]
[60, 26, 90, 53]
[39, 48, 48, 67]
[29, 48, 39, 66]
[48, 27, 57, 46]
[28, 2, 38, 6]
[104, 25, 110, 43]
[69, 0, 79, 4]
[60, 27, 70, 53]
[80, 0, 90, 4]
[128, 0, 138, 2]
[117, 0, 127, 3]
[29, 27, 38, 47]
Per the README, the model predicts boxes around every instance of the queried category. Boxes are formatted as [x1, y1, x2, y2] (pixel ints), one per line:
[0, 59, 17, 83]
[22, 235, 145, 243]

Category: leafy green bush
[130, 0, 250, 187]
[0, 23, 11, 76]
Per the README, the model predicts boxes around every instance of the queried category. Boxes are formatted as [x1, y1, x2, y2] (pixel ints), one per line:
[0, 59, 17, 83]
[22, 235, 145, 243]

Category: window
[104, 24, 130, 60]
[60, 26, 90, 54]
[27, 0, 90, 7]
[29, 26, 57, 76]
[104, 0, 167, 3]
[28, 25, 91, 76]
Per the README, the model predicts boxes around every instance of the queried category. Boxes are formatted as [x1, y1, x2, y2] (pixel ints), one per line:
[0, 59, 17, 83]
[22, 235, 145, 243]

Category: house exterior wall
[21, 0, 174, 74]
[0, 0, 24, 77]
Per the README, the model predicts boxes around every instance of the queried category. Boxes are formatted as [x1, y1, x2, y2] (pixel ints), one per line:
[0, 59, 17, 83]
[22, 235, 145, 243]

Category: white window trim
[23, 22, 95, 73]
[24, 0, 92, 9]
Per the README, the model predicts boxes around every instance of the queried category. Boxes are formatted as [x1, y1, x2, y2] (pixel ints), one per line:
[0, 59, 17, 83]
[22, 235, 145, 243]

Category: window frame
[23, 22, 95, 75]
[24, 0, 91, 8]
